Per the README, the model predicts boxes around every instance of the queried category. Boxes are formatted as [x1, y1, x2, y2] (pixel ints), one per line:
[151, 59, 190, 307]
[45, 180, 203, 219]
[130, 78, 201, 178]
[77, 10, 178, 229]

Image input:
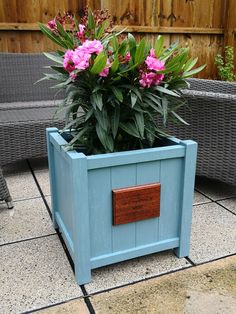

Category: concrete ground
[0, 158, 235, 314]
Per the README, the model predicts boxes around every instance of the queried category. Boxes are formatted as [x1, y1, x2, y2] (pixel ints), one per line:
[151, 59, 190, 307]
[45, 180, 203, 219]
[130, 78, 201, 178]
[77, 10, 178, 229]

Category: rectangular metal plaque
[112, 183, 161, 225]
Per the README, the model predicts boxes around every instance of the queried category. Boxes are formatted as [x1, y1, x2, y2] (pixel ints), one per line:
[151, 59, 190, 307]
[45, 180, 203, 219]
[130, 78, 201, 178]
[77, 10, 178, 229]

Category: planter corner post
[70, 152, 91, 285]
[174, 140, 197, 258]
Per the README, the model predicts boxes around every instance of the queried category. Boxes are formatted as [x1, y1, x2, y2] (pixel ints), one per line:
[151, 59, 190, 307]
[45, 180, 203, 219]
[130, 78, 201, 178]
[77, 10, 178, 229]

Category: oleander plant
[39, 8, 205, 154]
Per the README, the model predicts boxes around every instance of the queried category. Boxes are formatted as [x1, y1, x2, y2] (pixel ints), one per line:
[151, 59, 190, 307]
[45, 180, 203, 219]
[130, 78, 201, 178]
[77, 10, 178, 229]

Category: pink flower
[63, 50, 75, 73]
[73, 47, 91, 70]
[47, 20, 57, 33]
[145, 49, 165, 72]
[139, 72, 164, 88]
[69, 72, 77, 81]
[99, 59, 111, 77]
[79, 24, 85, 35]
[76, 24, 86, 42]
[81, 40, 103, 55]
[124, 52, 131, 62]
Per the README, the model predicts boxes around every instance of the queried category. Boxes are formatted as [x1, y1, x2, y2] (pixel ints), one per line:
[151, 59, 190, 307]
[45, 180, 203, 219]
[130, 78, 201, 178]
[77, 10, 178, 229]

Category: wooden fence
[0, 0, 235, 79]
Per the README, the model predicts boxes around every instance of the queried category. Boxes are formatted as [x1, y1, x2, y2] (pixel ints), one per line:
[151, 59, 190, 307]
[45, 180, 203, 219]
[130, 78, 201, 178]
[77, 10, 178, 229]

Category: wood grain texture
[0, 0, 235, 79]
[113, 183, 161, 225]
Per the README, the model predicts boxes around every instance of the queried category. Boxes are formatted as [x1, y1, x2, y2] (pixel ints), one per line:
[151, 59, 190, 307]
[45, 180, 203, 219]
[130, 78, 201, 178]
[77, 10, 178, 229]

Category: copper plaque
[112, 183, 161, 225]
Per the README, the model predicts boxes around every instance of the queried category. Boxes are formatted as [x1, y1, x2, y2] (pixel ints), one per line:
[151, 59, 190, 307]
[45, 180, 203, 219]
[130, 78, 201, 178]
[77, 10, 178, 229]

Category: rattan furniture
[0, 53, 64, 208]
[168, 78, 236, 185]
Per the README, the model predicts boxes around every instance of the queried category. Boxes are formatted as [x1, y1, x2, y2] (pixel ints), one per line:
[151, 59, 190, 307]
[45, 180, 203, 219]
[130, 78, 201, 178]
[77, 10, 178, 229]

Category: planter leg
[175, 140, 197, 258]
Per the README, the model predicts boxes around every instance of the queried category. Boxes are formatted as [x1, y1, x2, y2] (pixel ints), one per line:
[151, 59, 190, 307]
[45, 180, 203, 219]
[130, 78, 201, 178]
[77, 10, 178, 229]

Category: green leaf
[111, 54, 119, 73]
[111, 106, 120, 138]
[183, 57, 198, 72]
[118, 39, 128, 56]
[134, 38, 146, 65]
[85, 107, 94, 121]
[90, 92, 103, 110]
[171, 111, 189, 125]
[111, 35, 119, 52]
[43, 52, 64, 64]
[51, 65, 68, 74]
[153, 85, 180, 97]
[128, 33, 136, 59]
[90, 52, 107, 74]
[55, 20, 74, 49]
[94, 108, 109, 131]
[88, 9, 96, 29]
[162, 97, 168, 125]
[159, 41, 179, 61]
[120, 122, 140, 138]
[111, 86, 123, 102]
[182, 64, 206, 78]
[96, 20, 109, 39]
[134, 112, 144, 137]
[38, 23, 68, 49]
[131, 92, 138, 107]
[96, 123, 114, 152]
[154, 35, 164, 57]
[120, 84, 142, 101]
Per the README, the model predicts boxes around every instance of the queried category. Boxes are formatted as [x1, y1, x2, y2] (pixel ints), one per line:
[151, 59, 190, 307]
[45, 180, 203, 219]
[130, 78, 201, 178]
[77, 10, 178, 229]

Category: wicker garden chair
[0, 53, 64, 208]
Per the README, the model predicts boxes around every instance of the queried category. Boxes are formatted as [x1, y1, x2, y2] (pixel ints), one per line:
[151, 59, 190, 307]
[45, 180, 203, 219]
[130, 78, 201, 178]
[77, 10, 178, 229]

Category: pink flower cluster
[139, 49, 165, 88]
[63, 40, 107, 78]
[47, 20, 57, 33]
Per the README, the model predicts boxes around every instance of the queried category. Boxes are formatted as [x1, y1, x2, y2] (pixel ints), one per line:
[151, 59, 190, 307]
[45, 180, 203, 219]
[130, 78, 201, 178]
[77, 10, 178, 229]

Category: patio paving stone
[35, 299, 89, 313]
[190, 202, 236, 264]
[0, 235, 82, 314]
[5, 171, 41, 201]
[34, 169, 51, 196]
[193, 191, 212, 205]
[218, 197, 236, 215]
[195, 176, 236, 201]
[90, 255, 236, 314]
[0, 197, 55, 245]
[85, 251, 191, 294]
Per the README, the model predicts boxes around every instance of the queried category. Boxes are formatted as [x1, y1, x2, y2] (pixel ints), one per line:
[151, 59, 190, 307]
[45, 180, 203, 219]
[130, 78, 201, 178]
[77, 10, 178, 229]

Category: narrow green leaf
[134, 112, 144, 137]
[128, 33, 136, 59]
[51, 65, 68, 74]
[43, 52, 63, 64]
[134, 38, 146, 65]
[153, 85, 180, 97]
[154, 35, 164, 57]
[182, 64, 206, 78]
[162, 97, 168, 125]
[171, 111, 189, 125]
[88, 9, 96, 29]
[55, 20, 74, 49]
[131, 92, 138, 107]
[90, 52, 107, 74]
[90, 92, 103, 110]
[111, 54, 119, 73]
[94, 108, 109, 131]
[120, 122, 140, 138]
[183, 57, 198, 72]
[111, 35, 119, 52]
[111, 86, 123, 102]
[96, 123, 114, 152]
[111, 106, 120, 138]
[38, 23, 68, 49]
[96, 20, 109, 39]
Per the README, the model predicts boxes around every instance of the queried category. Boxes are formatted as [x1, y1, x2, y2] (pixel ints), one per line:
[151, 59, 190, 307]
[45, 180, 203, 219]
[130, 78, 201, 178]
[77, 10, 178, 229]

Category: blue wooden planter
[46, 128, 197, 285]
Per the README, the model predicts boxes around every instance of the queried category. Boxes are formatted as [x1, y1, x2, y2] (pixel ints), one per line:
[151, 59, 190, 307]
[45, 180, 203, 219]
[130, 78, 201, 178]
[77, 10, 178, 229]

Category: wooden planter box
[47, 128, 197, 284]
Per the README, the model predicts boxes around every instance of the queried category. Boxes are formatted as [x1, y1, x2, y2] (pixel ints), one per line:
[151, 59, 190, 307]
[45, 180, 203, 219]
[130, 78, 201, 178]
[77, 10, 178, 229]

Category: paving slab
[193, 191, 211, 205]
[34, 298, 89, 314]
[85, 251, 190, 294]
[5, 171, 41, 201]
[0, 235, 82, 314]
[90, 255, 236, 314]
[218, 197, 236, 215]
[34, 169, 51, 196]
[190, 202, 236, 264]
[195, 176, 236, 201]
[0, 197, 55, 245]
